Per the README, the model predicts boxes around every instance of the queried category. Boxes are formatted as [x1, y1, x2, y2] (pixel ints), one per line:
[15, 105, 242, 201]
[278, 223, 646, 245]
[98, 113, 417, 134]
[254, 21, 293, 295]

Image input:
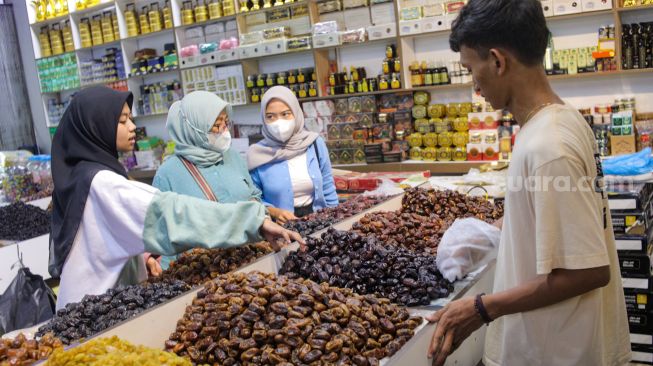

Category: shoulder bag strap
[179, 157, 219, 202]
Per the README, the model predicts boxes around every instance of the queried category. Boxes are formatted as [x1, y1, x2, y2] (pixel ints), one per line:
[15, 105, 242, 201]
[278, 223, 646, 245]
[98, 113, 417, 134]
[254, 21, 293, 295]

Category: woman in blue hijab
[153, 91, 261, 270]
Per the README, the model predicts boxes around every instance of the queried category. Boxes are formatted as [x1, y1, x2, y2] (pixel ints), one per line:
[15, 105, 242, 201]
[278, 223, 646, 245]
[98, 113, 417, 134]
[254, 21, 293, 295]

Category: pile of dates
[0, 333, 63, 365]
[165, 272, 422, 366]
[152, 243, 273, 286]
[37, 280, 190, 344]
[280, 229, 453, 306]
[0, 201, 51, 241]
[401, 187, 503, 223]
[351, 211, 449, 255]
[283, 195, 387, 237]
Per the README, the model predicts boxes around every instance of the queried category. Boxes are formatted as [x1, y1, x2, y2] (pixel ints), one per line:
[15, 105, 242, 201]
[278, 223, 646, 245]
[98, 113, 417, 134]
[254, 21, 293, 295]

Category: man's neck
[507, 68, 564, 127]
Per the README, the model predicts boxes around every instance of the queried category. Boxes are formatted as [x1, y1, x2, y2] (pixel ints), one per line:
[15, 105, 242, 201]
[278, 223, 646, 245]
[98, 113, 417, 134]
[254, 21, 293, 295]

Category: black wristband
[475, 293, 493, 324]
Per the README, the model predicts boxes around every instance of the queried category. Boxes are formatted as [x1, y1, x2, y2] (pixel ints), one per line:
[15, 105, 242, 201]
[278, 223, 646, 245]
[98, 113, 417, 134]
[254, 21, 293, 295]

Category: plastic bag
[436, 218, 501, 282]
[362, 178, 403, 197]
[0, 267, 56, 336]
[603, 148, 653, 176]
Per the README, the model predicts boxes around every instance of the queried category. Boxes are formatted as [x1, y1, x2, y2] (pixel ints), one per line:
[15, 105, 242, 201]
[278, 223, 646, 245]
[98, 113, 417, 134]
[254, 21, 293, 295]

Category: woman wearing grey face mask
[152, 91, 263, 271]
[247, 86, 338, 224]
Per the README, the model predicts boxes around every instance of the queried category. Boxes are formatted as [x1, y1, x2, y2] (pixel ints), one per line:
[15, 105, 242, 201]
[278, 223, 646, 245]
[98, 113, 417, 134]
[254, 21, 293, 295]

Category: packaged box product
[611, 135, 637, 156]
[399, 20, 422, 35]
[483, 143, 500, 161]
[344, 7, 372, 30]
[468, 111, 502, 129]
[260, 39, 287, 55]
[631, 344, 653, 364]
[303, 101, 318, 118]
[625, 289, 653, 313]
[611, 209, 652, 236]
[607, 183, 653, 211]
[205, 23, 226, 35]
[215, 49, 238, 63]
[581, 0, 612, 12]
[622, 275, 653, 292]
[262, 26, 291, 40]
[185, 27, 204, 39]
[614, 230, 653, 253]
[619, 251, 653, 277]
[239, 31, 263, 45]
[266, 7, 290, 22]
[421, 17, 446, 33]
[371, 2, 395, 25]
[400, 6, 422, 21]
[629, 309, 653, 335]
[286, 36, 312, 51]
[317, 0, 342, 14]
[361, 96, 377, 113]
[552, 0, 582, 15]
[368, 24, 397, 40]
[340, 28, 367, 44]
[315, 100, 336, 116]
[423, 3, 445, 17]
[467, 143, 483, 161]
[313, 33, 341, 48]
[343, 0, 368, 9]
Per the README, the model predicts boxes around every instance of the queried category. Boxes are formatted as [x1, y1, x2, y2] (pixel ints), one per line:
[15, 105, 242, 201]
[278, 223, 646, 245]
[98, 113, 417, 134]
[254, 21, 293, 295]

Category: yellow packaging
[222, 0, 235, 15]
[163, 1, 173, 28]
[447, 103, 460, 117]
[62, 21, 74, 52]
[414, 91, 430, 106]
[79, 18, 92, 48]
[437, 147, 452, 161]
[452, 132, 468, 147]
[453, 147, 467, 161]
[407, 132, 423, 148]
[208, 0, 223, 19]
[410, 146, 423, 160]
[438, 131, 453, 147]
[412, 105, 427, 119]
[453, 116, 469, 132]
[422, 147, 437, 161]
[90, 16, 104, 46]
[433, 118, 451, 134]
[459, 102, 472, 116]
[428, 104, 446, 118]
[39, 27, 52, 57]
[423, 132, 438, 147]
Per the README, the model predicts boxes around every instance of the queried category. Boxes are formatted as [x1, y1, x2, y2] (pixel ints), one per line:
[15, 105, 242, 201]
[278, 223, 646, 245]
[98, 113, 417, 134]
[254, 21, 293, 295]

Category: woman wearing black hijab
[50, 86, 303, 309]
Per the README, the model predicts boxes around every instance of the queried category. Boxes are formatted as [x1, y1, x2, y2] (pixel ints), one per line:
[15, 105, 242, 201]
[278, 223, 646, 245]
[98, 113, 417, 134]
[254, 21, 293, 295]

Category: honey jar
[438, 131, 453, 147]
[149, 3, 163, 32]
[408, 133, 423, 148]
[423, 132, 438, 148]
[208, 0, 222, 19]
[139, 6, 151, 33]
[422, 147, 437, 161]
[410, 146, 422, 160]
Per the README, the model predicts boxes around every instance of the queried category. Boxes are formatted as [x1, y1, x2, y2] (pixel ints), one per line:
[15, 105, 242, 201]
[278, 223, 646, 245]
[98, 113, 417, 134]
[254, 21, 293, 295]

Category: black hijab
[49, 86, 133, 278]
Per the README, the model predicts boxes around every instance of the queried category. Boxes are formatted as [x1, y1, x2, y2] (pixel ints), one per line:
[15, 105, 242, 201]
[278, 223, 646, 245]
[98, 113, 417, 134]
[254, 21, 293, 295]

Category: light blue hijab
[166, 91, 232, 168]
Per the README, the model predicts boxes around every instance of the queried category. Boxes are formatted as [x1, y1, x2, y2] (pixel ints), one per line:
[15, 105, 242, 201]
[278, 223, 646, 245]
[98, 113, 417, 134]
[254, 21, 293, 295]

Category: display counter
[93, 186, 494, 366]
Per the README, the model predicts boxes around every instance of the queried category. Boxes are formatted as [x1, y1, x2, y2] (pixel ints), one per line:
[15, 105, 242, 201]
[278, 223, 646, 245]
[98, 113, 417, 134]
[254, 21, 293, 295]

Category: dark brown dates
[166, 272, 422, 365]
[280, 229, 454, 306]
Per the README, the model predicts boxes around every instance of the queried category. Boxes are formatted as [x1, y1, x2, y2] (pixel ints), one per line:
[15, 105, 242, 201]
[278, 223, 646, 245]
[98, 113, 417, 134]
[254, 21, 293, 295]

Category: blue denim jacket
[249, 137, 339, 213]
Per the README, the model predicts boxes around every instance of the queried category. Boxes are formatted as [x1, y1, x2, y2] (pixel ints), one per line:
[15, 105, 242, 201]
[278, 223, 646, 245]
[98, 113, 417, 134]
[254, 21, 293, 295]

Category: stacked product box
[608, 182, 653, 364]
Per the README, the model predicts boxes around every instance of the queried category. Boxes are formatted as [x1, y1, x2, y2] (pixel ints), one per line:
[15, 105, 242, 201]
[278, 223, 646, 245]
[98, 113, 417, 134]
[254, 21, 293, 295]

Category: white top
[57, 171, 155, 309]
[287, 152, 314, 208]
[483, 104, 631, 366]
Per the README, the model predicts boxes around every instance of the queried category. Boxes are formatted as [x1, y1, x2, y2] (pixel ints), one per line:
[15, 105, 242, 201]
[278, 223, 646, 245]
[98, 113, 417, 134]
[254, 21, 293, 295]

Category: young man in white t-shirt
[426, 1, 631, 365]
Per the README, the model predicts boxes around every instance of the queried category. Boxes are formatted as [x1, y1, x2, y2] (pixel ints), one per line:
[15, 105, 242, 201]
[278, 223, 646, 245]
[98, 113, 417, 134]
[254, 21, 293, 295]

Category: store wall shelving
[23, 0, 653, 149]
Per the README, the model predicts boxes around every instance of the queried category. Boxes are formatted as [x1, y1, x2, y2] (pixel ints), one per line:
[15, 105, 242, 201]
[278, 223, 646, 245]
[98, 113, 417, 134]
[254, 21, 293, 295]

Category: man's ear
[489, 48, 508, 76]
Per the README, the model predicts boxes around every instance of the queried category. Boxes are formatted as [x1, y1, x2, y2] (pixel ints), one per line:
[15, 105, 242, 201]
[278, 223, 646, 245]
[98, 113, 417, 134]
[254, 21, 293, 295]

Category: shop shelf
[128, 67, 180, 80]
[174, 14, 237, 30]
[30, 13, 70, 27]
[616, 4, 653, 13]
[120, 28, 174, 42]
[70, 1, 115, 16]
[235, 0, 307, 18]
[75, 39, 121, 53]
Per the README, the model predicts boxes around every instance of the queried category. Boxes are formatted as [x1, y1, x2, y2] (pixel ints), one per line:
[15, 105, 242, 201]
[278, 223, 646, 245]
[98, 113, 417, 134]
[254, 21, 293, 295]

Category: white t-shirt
[57, 171, 156, 309]
[483, 104, 631, 366]
[287, 152, 314, 208]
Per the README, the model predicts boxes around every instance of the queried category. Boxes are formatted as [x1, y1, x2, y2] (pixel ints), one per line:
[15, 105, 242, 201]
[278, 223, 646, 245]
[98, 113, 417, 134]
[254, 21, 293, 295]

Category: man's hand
[259, 218, 306, 251]
[426, 297, 484, 366]
[268, 207, 298, 225]
[146, 256, 163, 277]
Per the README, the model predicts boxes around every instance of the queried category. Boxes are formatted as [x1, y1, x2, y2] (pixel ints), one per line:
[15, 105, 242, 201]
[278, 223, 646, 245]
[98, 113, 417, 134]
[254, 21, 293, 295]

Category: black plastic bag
[0, 267, 56, 335]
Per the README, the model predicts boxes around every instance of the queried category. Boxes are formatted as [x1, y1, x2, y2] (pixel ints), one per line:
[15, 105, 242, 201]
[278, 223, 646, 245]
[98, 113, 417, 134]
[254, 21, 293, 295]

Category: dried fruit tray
[87, 188, 494, 366]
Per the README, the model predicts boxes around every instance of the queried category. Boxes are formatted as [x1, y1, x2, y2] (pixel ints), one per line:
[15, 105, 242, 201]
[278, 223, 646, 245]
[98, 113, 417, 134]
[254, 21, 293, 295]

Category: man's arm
[427, 265, 610, 366]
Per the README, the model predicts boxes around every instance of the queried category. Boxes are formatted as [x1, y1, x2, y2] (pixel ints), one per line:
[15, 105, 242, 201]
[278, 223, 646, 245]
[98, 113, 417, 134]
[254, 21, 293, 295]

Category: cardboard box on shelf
[368, 24, 397, 40]
[399, 20, 422, 35]
[313, 32, 341, 48]
[552, 0, 582, 15]
[581, 0, 612, 12]
[371, 2, 396, 25]
[344, 7, 372, 30]
[611, 135, 637, 156]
